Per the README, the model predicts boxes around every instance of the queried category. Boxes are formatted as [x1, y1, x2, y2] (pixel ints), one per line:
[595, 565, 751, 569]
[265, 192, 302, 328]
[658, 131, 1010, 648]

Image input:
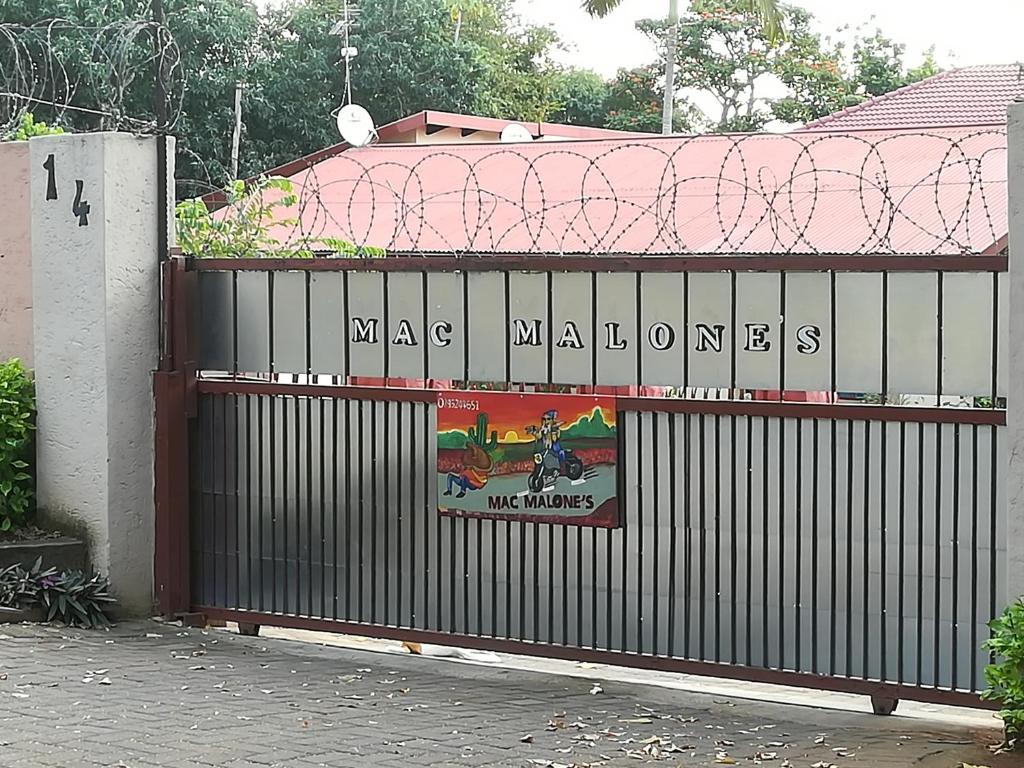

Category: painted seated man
[539, 409, 565, 462]
[443, 442, 493, 498]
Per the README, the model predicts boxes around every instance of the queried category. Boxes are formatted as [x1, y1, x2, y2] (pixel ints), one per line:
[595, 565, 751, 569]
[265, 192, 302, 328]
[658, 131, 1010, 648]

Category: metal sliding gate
[155, 253, 1007, 710]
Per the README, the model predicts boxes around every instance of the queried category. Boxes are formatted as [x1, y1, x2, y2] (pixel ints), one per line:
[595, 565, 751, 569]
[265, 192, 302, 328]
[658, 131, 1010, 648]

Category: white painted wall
[29, 133, 172, 615]
[0, 142, 33, 367]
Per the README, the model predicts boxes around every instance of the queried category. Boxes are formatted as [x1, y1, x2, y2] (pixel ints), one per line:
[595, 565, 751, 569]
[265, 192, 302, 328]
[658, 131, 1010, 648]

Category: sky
[514, 0, 1024, 78]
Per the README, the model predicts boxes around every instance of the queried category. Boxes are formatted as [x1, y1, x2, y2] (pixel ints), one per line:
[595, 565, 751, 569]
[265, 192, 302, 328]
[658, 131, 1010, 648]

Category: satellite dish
[337, 103, 376, 147]
[500, 123, 533, 143]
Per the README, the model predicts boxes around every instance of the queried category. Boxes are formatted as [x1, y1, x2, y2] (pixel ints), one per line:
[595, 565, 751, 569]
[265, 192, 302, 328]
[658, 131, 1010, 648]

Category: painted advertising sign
[437, 391, 619, 527]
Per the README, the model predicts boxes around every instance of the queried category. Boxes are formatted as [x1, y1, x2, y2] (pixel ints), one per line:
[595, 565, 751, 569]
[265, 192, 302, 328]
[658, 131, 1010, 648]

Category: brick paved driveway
[0, 621, 1013, 767]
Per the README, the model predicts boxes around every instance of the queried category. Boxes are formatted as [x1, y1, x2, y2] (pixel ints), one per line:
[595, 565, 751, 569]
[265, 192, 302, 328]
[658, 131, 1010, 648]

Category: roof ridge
[802, 67, 962, 130]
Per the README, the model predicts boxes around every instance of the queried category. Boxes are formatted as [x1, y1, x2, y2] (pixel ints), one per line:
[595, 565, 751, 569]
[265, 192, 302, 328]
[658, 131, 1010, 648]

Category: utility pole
[661, 0, 679, 135]
[230, 82, 242, 180]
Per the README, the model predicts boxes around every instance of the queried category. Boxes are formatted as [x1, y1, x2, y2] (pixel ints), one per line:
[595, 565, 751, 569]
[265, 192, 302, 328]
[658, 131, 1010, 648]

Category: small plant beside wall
[984, 598, 1024, 750]
[0, 358, 35, 532]
[0, 558, 114, 628]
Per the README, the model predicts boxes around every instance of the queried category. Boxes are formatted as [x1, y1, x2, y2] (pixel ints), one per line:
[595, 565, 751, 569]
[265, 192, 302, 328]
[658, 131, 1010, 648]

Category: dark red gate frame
[156, 254, 1006, 714]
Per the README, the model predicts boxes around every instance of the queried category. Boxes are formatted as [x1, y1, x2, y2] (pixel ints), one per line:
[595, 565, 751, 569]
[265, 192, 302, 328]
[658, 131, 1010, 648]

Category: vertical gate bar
[245, 393, 252, 610]
[845, 420, 854, 677]
[281, 396, 289, 614]
[384, 399, 391, 625]
[699, 415, 707, 660]
[303, 274, 312, 617]
[761, 416, 769, 667]
[534, 520, 541, 643]
[319, 395, 326, 619]
[935, 271, 945, 687]
[407, 401, 414, 628]
[952, 423, 961, 690]
[637, 414, 644, 655]
[561, 523, 568, 646]
[549, 521, 555, 645]
[219, 394, 227, 606]
[371, 401, 379, 624]
[305, 393, 313, 618]
[358, 402, 365, 622]
[777, 414, 785, 670]
[332, 398, 339, 620]
[397, 402, 404, 627]
[916, 422, 925, 686]
[880, 270, 889, 684]
[425, 403, 435, 631]
[828, 271, 838, 676]
[880, 421, 888, 682]
[862, 420, 872, 679]
[268, 273, 277, 614]
[934, 422, 943, 686]
[194, 397, 205, 608]
[684, 412, 692, 659]
[730, 413, 738, 664]
[668, 415, 678, 659]
[465, 516, 472, 635]
[970, 424, 979, 690]
[258, 396, 266, 612]
[898, 421, 907, 684]
[620, 414, 629, 652]
[479, 504, 485, 637]
[811, 418, 819, 673]
[652, 414, 661, 656]
[344, 399, 352, 620]
[829, 417, 838, 676]
[988, 272, 1000, 669]
[714, 413, 722, 662]
[451, 508, 458, 634]
[795, 418, 803, 672]
[605, 492, 612, 649]
[745, 414, 752, 666]
[505, 518, 512, 638]
[234, 393, 240, 609]
[988, 424, 997, 661]
[294, 396, 301, 615]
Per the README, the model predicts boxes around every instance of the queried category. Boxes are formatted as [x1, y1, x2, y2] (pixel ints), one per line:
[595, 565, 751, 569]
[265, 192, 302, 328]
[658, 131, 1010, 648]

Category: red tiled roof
[262, 126, 1006, 256]
[802, 65, 1024, 130]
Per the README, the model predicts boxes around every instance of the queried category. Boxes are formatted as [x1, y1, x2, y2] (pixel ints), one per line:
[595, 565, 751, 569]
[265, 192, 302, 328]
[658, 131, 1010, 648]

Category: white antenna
[330, 1, 376, 146]
[500, 124, 533, 143]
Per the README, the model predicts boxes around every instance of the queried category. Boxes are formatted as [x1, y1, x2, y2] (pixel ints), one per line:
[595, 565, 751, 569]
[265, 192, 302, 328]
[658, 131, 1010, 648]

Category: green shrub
[984, 598, 1024, 747]
[0, 558, 114, 628]
[5, 112, 65, 141]
[0, 358, 35, 531]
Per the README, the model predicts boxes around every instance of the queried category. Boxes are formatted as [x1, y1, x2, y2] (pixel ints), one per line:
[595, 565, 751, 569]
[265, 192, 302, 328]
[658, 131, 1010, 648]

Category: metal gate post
[1006, 100, 1024, 607]
[154, 258, 197, 618]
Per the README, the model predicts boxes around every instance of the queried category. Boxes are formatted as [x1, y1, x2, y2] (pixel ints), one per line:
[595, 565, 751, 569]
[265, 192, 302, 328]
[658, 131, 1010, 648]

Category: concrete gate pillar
[29, 133, 174, 615]
[1006, 101, 1024, 603]
[0, 142, 33, 366]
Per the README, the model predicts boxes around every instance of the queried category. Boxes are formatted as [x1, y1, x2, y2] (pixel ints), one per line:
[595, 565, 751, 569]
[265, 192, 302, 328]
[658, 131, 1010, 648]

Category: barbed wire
[0, 20, 183, 137]
[210, 127, 1007, 257]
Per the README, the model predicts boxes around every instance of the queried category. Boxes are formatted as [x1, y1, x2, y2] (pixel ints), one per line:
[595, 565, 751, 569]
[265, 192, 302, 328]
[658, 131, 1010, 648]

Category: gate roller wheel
[238, 622, 262, 637]
[870, 694, 899, 716]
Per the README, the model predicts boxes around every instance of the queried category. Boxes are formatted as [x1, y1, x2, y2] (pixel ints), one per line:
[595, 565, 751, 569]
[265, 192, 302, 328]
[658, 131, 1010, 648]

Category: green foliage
[4, 112, 65, 141]
[0, 359, 35, 532]
[985, 598, 1024, 746]
[176, 177, 311, 258]
[467, 413, 498, 451]
[176, 177, 383, 257]
[549, 69, 609, 128]
[639, 1, 942, 131]
[0, 558, 115, 628]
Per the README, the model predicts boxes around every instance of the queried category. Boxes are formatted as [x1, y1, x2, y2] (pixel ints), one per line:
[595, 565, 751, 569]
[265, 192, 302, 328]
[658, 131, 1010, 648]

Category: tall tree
[581, 0, 786, 133]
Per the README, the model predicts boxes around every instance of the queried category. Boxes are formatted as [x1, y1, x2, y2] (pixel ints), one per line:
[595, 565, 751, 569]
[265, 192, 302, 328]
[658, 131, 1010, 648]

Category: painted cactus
[467, 412, 498, 451]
